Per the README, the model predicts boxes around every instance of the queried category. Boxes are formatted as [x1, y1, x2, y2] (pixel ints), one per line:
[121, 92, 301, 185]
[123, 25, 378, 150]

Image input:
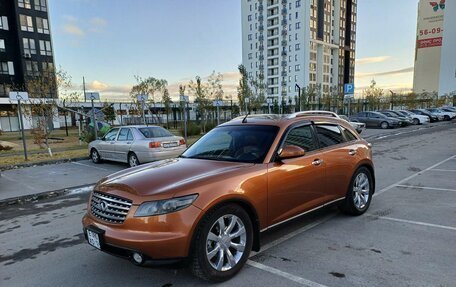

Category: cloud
[356, 67, 414, 78]
[63, 15, 78, 22]
[62, 23, 85, 36]
[89, 17, 108, 33]
[355, 56, 392, 65]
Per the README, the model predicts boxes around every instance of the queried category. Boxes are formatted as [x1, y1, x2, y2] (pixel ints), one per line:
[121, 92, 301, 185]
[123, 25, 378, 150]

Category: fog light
[132, 252, 144, 265]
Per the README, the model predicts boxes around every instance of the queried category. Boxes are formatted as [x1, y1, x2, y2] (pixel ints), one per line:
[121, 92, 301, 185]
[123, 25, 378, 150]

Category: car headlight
[134, 194, 198, 217]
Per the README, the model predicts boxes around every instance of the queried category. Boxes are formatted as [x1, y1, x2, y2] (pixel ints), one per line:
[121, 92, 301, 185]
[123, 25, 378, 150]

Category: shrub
[180, 122, 201, 137]
[205, 122, 217, 133]
[0, 144, 13, 151]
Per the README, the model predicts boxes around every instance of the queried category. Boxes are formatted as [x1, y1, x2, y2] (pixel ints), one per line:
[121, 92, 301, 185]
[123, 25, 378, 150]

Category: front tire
[128, 152, 140, 167]
[340, 167, 373, 216]
[191, 204, 253, 282]
[413, 118, 420, 125]
[380, 121, 389, 129]
[91, 149, 101, 164]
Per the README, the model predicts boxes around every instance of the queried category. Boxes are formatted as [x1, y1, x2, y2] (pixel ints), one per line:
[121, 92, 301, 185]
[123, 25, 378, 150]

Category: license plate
[87, 230, 101, 249]
[163, 142, 178, 148]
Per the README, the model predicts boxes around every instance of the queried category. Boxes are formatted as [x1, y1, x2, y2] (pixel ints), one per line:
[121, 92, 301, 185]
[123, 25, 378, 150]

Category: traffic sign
[344, 94, 355, 99]
[344, 83, 355, 95]
[9, 91, 29, 101]
[212, 100, 224, 107]
[137, 94, 148, 102]
[86, 92, 100, 101]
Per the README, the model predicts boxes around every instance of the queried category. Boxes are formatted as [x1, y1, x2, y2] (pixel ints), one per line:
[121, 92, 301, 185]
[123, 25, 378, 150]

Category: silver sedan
[88, 125, 187, 167]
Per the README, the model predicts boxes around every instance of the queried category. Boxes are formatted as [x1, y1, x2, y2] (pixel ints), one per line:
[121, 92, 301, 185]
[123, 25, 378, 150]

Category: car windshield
[181, 125, 279, 163]
[138, 127, 173, 138]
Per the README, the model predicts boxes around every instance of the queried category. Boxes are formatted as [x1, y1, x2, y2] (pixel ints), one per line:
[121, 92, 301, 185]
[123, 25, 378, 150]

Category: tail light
[179, 139, 186, 145]
[149, 142, 161, 148]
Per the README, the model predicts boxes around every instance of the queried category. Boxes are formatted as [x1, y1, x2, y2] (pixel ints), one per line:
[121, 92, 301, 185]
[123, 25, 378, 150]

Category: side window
[127, 129, 134, 141]
[104, 128, 119, 141]
[340, 126, 358, 141]
[117, 128, 129, 141]
[284, 125, 318, 152]
[315, 125, 345, 148]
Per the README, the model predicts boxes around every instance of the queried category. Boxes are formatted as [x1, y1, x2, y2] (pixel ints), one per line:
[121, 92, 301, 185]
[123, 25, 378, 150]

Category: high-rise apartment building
[0, 0, 56, 101]
[241, 0, 357, 105]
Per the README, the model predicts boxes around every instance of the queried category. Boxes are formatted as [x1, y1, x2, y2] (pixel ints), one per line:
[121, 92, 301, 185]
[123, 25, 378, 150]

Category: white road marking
[72, 161, 110, 171]
[374, 154, 456, 197]
[430, 168, 456, 172]
[251, 214, 334, 257]
[367, 215, 456, 232]
[0, 173, 38, 192]
[396, 185, 456, 192]
[247, 260, 329, 287]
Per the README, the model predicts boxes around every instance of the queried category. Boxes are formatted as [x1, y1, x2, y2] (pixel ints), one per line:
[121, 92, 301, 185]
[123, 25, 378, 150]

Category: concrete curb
[0, 183, 95, 208]
[0, 156, 89, 172]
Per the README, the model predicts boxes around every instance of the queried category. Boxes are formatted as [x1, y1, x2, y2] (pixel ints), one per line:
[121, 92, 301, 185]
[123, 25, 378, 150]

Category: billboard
[413, 0, 446, 94]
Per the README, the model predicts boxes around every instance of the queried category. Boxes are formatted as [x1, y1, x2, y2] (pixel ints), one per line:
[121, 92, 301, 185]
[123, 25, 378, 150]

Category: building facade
[241, 0, 357, 106]
[438, 0, 456, 96]
[0, 0, 57, 131]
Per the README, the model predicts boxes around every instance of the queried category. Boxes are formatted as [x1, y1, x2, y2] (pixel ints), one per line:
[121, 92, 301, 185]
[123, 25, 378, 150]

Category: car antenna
[242, 113, 250, 123]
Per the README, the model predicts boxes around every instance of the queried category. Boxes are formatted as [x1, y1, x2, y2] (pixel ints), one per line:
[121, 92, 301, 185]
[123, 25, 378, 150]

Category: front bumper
[82, 203, 202, 260]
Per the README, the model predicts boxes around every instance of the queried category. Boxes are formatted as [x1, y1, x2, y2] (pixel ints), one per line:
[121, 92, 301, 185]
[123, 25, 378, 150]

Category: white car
[397, 110, 430, 125]
[426, 108, 456, 121]
[288, 110, 366, 134]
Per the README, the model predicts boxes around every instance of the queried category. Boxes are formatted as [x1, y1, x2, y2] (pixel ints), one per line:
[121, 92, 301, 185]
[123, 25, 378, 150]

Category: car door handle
[312, 159, 323, 166]
[349, 149, 357, 156]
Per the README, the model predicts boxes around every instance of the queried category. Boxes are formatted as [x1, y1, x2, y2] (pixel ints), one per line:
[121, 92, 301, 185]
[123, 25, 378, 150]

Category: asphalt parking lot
[0, 121, 455, 286]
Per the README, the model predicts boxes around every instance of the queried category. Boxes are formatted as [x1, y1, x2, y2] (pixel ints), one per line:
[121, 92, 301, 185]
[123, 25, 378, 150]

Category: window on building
[42, 62, 54, 73]
[248, 15, 252, 21]
[18, 0, 32, 9]
[34, 0, 47, 11]
[36, 17, 49, 34]
[39, 40, 52, 56]
[0, 39, 5, 52]
[248, 34, 252, 41]
[23, 38, 36, 55]
[296, 0, 301, 8]
[0, 16, 9, 30]
[296, 12, 299, 19]
[295, 64, 301, 71]
[295, 22, 301, 29]
[295, 43, 300, 50]
[1, 61, 15, 75]
[20, 15, 34, 32]
[295, 54, 298, 61]
[248, 53, 252, 60]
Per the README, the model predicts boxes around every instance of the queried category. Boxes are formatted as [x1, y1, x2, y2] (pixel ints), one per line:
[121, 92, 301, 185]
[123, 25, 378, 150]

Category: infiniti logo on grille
[99, 201, 108, 211]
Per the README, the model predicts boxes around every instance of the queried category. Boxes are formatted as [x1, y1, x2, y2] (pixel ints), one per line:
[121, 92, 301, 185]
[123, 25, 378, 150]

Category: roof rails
[287, 110, 339, 119]
[232, 114, 283, 122]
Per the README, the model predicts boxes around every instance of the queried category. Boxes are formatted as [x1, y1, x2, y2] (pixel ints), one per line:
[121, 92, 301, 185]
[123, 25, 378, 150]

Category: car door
[356, 112, 370, 126]
[267, 123, 326, 226]
[367, 112, 381, 127]
[97, 128, 119, 160]
[115, 128, 134, 162]
[315, 124, 360, 200]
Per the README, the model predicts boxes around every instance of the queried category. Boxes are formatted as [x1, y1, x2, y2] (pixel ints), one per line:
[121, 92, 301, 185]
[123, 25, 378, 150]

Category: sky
[48, 0, 419, 101]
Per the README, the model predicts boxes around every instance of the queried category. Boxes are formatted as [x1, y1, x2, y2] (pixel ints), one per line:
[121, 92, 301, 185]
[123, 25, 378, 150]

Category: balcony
[281, 29, 287, 36]
[259, 55, 264, 60]
[281, 50, 287, 56]
[281, 81, 287, 86]
[281, 60, 287, 66]
[281, 40, 287, 46]
[259, 35, 264, 41]
[259, 25, 264, 31]
[281, 8, 287, 15]
[281, 71, 287, 77]
[282, 0, 287, 5]
[258, 15, 264, 22]
[281, 19, 287, 26]
[258, 4, 264, 11]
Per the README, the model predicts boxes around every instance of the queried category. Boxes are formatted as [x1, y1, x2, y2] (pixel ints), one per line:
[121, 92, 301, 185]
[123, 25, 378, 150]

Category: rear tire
[190, 204, 253, 282]
[339, 167, 373, 216]
[128, 152, 140, 167]
[412, 118, 420, 125]
[444, 115, 450, 121]
[91, 149, 101, 164]
[380, 121, 389, 129]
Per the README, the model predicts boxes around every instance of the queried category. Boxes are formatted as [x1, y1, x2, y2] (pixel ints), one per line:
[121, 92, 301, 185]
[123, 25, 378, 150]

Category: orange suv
[82, 113, 375, 281]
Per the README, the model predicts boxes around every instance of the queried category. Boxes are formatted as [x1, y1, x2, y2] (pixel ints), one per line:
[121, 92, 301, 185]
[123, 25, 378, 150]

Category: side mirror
[278, 145, 305, 160]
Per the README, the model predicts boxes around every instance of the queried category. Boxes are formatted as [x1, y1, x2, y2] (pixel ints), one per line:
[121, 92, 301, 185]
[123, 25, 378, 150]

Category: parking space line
[250, 214, 334, 257]
[374, 155, 456, 197]
[430, 168, 456, 172]
[367, 215, 456, 232]
[72, 161, 110, 171]
[396, 185, 456, 192]
[247, 260, 329, 287]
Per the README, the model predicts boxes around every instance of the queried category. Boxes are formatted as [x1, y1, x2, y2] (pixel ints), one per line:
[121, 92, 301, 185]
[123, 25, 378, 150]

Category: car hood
[95, 158, 254, 200]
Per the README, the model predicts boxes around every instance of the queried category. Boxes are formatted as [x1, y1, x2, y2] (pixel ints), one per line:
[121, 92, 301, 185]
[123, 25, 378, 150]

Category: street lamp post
[295, 84, 301, 112]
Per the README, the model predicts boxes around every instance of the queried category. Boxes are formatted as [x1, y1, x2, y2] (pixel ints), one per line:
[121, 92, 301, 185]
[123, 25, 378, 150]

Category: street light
[295, 84, 301, 112]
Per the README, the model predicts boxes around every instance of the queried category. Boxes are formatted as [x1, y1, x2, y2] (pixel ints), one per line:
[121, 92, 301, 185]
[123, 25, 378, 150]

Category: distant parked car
[378, 110, 412, 127]
[396, 110, 430, 125]
[339, 115, 366, 134]
[350, 111, 400, 129]
[440, 106, 456, 113]
[409, 109, 440, 122]
[89, 125, 186, 167]
[426, 108, 456, 121]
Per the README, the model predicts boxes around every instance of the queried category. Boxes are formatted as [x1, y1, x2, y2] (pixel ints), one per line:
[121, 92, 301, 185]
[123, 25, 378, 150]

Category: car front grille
[90, 192, 132, 224]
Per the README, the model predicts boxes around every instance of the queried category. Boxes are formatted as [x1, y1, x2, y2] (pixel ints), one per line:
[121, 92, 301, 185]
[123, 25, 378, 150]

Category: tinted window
[341, 126, 357, 141]
[182, 125, 279, 163]
[315, 125, 345, 148]
[117, 128, 130, 141]
[139, 127, 173, 138]
[284, 125, 318, 152]
[104, 128, 119, 141]
[127, 130, 133, 141]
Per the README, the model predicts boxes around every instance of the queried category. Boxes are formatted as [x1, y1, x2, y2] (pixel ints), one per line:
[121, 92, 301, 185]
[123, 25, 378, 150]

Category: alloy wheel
[206, 214, 246, 272]
[353, 172, 370, 210]
[129, 154, 138, 167]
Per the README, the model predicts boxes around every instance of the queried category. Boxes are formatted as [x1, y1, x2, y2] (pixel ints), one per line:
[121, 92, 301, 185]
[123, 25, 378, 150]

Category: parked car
[378, 110, 412, 127]
[396, 110, 430, 125]
[82, 115, 375, 282]
[339, 115, 366, 134]
[285, 110, 366, 134]
[440, 106, 456, 113]
[89, 125, 186, 167]
[409, 109, 440, 122]
[426, 108, 456, 121]
[350, 111, 400, 129]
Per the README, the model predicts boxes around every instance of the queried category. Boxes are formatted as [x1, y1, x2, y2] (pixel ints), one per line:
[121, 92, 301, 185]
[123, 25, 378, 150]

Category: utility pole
[83, 76, 87, 102]
[17, 97, 28, 161]
[63, 99, 68, 136]
[295, 84, 301, 112]
[389, 90, 394, 110]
